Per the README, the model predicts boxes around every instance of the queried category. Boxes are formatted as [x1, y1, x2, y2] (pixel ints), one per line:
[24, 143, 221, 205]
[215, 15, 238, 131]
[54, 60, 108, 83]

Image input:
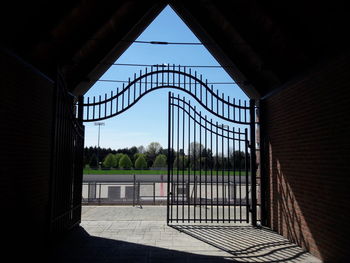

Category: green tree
[135, 155, 148, 169]
[137, 145, 145, 154]
[89, 153, 98, 168]
[189, 142, 204, 158]
[134, 153, 145, 162]
[173, 155, 188, 170]
[147, 142, 162, 158]
[188, 142, 206, 170]
[103, 153, 117, 168]
[129, 146, 138, 157]
[115, 153, 124, 168]
[229, 150, 248, 170]
[119, 154, 132, 169]
[153, 154, 167, 168]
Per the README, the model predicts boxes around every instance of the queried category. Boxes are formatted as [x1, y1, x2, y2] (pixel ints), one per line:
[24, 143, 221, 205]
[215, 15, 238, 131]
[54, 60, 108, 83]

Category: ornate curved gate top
[81, 65, 251, 125]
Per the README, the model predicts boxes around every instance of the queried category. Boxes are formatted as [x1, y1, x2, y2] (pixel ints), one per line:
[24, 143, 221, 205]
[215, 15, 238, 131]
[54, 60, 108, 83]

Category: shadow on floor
[48, 226, 234, 263]
[170, 225, 317, 263]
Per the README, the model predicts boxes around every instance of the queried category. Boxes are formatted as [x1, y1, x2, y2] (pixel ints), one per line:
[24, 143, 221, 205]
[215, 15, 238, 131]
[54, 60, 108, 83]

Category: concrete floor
[50, 206, 321, 262]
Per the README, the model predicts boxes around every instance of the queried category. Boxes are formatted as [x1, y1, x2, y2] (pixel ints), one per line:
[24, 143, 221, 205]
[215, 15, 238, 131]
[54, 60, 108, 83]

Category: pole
[133, 174, 136, 207]
[98, 124, 101, 148]
[94, 122, 105, 168]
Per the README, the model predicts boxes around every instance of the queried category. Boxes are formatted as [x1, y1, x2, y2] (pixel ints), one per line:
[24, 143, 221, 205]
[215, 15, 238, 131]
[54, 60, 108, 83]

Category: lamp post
[94, 122, 105, 169]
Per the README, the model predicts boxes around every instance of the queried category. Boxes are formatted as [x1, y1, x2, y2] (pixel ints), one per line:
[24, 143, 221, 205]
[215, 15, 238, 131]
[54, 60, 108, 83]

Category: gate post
[133, 174, 136, 207]
[250, 99, 257, 226]
[78, 95, 84, 124]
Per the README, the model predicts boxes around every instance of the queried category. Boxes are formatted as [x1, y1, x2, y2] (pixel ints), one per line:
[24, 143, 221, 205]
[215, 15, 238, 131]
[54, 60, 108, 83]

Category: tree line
[84, 142, 249, 170]
[171, 142, 250, 171]
[84, 142, 167, 169]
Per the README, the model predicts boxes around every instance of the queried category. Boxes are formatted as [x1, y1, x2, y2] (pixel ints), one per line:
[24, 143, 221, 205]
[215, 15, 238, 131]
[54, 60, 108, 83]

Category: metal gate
[49, 71, 85, 236]
[80, 65, 257, 225]
[167, 92, 256, 225]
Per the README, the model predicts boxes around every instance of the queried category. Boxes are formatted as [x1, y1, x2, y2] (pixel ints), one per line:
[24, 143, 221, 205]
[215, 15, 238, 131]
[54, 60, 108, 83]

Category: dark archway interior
[1, 1, 350, 261]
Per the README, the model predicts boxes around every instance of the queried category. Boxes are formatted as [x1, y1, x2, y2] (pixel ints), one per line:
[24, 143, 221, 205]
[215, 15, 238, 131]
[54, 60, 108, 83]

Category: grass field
[83, 169, 248, 175]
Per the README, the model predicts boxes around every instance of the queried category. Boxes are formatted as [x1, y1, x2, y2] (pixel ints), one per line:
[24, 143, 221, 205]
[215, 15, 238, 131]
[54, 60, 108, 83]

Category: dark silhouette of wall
[0, 49, 54, 256]
[263, 53, 350, 261]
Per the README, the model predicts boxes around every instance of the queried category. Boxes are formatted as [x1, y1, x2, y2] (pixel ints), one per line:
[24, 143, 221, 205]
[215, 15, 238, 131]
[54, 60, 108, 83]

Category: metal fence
[82, 176, 253, 209]
[82, 180, 167, 206]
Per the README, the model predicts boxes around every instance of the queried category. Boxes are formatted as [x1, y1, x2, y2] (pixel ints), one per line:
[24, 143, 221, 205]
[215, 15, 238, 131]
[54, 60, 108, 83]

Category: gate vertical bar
[245, 128, 250, 223]
[176, 94, 180, 222]
[239, 128, 242, 223]
[182, 97, 185, 222]
[222, 124, 225, 222]
[199, 111, 202, 222]
[210, 119, 213, 222]
[187, 101, 191, 223]
[205, 115, 208, 223]
[250, 99, 257, 226]
[216, 122, 219, 223]
[167, 92, 171, 224]
[193, 106, 196, 222]
[233, 127, 236, 221]
[171, 93, 175, 221]
[227, 125, 230, 222]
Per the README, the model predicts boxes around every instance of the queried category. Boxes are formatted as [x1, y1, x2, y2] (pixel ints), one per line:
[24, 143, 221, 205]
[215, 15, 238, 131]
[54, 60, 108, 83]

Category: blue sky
[84, 5, 248, 150]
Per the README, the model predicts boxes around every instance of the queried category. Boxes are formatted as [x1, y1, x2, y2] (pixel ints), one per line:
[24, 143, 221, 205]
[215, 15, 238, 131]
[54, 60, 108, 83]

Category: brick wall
[262, 54, 350, 261]
[0, 49, 54, 258]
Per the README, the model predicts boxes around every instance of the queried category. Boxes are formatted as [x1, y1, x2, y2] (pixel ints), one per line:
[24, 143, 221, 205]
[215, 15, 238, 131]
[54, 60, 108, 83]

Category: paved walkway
[51, 206, 321, 262]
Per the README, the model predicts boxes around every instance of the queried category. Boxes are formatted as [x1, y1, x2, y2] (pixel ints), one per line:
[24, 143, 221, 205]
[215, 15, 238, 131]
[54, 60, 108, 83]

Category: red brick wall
[0, 49, 54, 257]
[263, 54, 350, 261]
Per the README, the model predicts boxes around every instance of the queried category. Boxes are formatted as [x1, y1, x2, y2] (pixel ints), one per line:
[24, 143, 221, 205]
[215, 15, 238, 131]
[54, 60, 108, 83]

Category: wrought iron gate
[80, 65, 257, 226]
[49, 72, 85, 236]
[167, 92, 256, 225]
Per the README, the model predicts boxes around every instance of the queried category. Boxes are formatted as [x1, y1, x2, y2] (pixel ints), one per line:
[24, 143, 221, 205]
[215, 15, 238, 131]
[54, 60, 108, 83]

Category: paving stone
[49, 206, 321, 263]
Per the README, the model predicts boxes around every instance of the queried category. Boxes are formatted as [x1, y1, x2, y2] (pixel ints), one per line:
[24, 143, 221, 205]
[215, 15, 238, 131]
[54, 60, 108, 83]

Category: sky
[84, 5, 249, 151]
